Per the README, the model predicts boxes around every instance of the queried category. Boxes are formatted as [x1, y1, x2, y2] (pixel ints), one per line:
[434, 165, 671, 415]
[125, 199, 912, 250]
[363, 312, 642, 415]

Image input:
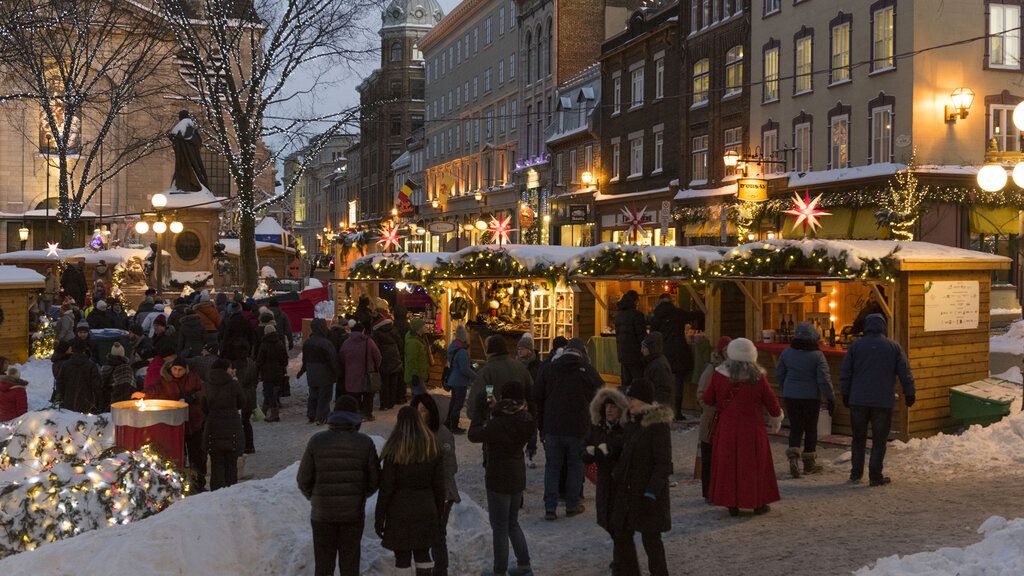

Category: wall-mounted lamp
[474, 191, 483, 202]
[474, 219, 487, 231]
[580, 171, 594, 186]
[431, 198, 439, 209]
[945, 87, 974, 123]
[18, 226, 29, 242]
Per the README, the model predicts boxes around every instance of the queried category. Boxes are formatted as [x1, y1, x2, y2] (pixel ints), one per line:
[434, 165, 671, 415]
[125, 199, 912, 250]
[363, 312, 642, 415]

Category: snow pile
[314, 300, 334, 319]
[306, 277, 323, 289]
[0, 265, 44, 286]
[0, 410, 185, 557]
[887, 409, 1024, 474]
[856, 516, 1024, 575]
[991, 319, 1024, 355]
[260, 265, 277, 278]
[169, 271, 213, 286]
[0, 460, 491, 574]
[729, 239, 1011, 271]
[992, 307, 1023, 316]
[14, 358, 58, 412]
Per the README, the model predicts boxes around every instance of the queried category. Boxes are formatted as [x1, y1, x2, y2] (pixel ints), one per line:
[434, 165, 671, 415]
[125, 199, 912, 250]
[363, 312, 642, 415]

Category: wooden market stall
[0, 265, 45, 363]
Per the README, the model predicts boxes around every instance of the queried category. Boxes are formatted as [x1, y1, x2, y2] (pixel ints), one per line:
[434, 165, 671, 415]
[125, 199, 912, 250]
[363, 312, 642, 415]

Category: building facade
[289, 133, 358, 255]
[356, 0, 441, 225]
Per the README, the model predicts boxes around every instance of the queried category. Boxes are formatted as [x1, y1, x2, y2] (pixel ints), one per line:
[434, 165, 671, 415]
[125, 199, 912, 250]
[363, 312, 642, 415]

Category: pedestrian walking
[268, 297, 294, 351]
[340, 324, 382, 421]
[412, 393, 460, 576]
[695, 336, 730, 500]
[256, 324, 289, 422]
[224, 339, 258, 454]
[469, 335, 533, 424]
[54, 340, 104, 414]
[581, 387, 628, 574]
[201, 359, 245, 490]
[177, 310, 207, 359]
[298, 319, 339, 425]
[468, 380, 536, 576]
[404, 318, 431, 398]
[534, 337, 602, 521]
[641, 332, 675, 407]
[297, 396, 380, 576]
[376, 406, 446, 576]
[146, 357, 206, 492]
[372, 313, 404, 411]
[444, 324, 475, 433]
[703, 338, 783, 516]
[516, 332, 541, 382]
[840, 313, 915, 486]
[777, 322, 836, 478]
[614, 290, 647, 388]
[650, 294, 699, 420]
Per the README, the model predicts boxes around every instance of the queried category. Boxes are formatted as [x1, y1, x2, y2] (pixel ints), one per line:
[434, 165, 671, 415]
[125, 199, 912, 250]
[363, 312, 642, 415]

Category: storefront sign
[427, 221, 456, 234]
[660, 200, 671, 234]
[923, 280, 979, 332]
[526, 169, 540, 190]
[737, 178, 769, 202]
[569, 204, 588, 223]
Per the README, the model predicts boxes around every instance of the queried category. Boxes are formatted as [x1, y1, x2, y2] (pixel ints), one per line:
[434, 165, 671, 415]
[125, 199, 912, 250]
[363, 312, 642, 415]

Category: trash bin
[949, 379, 1019, 428]
[111, 399, 189, 466]
[89, 328, 134, 360]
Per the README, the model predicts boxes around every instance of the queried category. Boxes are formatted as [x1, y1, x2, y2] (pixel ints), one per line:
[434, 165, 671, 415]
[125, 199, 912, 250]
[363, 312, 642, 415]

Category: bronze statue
[169, 110, 209, 192]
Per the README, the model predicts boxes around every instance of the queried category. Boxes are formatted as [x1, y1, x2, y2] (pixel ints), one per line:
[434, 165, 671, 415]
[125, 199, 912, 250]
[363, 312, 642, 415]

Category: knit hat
[565, 337, 587, 354]
[7, 367, 20, 380]
[373, 297, 390, 312]
[726, 338, 759, 364]
[264, 324, 277, 335]
[153, 314, 167, 327]
[346, 319, 357, 329]
[410, 317, 426, 334]
[335, 395, 360, 414]
[626, 378, 655, 404]
[517, 332, 534, 351]
[641, 331, 664, 355]
[454, 324, 469, 342]
[171, 358, 188, 369]
[109, 342, 126, 358]
[500, 380, 525, 401]
[485, 335, 507, 355]
[95, 300, 108, 311]
[551, 335, 569, 352]
[259, 312, 275, 324]
[794, 322, 820, 342]
[199, 289, 211, 302]
[76, 321, 90, 331]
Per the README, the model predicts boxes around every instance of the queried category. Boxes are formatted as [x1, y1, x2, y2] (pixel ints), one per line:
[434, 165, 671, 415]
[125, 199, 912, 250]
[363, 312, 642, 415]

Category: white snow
[788, 162, 905, 187]
[0, 265, 44, 285]
[593, 186, 671, 202]
[218, 238, 294, 255]
[10, 358, 56, 412]
[169, 271, 213, 285]
[161, 189, 226, 209]
[306, 278, 323, 289]
[170, 117, 196, 136]
[260, 265, 278, 278]
[856, 516, 1024, 575]
[255, 217, 287, 236]
[991, 320, 1024, 355]
[314, 301, 335, 319]
[0, 247, 149, 265]
[0, 458, 491, 575]
[729, 239, 1011, 272]
[674, 183, 737, 200]
[992, 307, 1023, 316]
[887, 408, 1024, 475]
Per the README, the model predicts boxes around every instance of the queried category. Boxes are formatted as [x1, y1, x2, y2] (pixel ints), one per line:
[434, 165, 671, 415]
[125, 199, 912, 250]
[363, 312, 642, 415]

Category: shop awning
[780, 208, 888, 240]
[970, 206, 1020, 235]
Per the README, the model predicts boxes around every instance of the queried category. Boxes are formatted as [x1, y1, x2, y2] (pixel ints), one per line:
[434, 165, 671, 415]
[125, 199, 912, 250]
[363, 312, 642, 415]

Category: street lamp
[945, 87, 975, 123]
[135, 221, 150, 234]
[169, 220, 184, 234]
[18, 225, 28, 249]
[722, 150, 740, 168]
[152, 220, 167, 234]
[474, 191, 483, 202]
[977, 99, 1024, 191]
[151, 193, 168, 209]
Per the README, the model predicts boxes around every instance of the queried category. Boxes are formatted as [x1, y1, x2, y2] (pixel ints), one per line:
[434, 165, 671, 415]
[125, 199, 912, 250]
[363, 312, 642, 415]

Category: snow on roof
[788, 163, 906, 187]
[18, 209, 99, 218]
[217, 238, 295, 255]
[255, 216, 287, 235]
[728, 239, 1011, 271]
[354, 252, 449, 273]
[594, 187, 672, 203]
[0, 247, 150, 265]
[161, 189, 227, 209]
[675, 184, 736, 201]
[0, 265, 44, 286]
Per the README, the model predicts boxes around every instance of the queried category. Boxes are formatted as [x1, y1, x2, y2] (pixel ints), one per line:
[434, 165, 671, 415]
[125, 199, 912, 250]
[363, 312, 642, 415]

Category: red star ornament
[488, 213, 516, 245]
[377, 223, 404, 252]
[783, 192, 831, 235]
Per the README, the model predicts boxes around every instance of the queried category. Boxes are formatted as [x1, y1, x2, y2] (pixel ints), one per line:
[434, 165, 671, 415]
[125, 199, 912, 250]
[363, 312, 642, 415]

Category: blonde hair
[381, 406, 439, 465]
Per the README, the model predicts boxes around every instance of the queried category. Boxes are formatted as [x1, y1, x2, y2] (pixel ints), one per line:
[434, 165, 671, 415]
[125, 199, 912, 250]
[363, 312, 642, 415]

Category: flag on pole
[396, 179, 415, 216]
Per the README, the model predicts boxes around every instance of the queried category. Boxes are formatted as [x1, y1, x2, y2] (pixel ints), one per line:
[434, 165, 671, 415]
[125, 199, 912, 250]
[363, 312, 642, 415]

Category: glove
[827, 400, 835, 417]
[374, 520, 385, 539]
[643, 491, 656, 501]
[585, 445, 596, 456]
[769, 410, 784, 434]
[905, 394, 916, 408]
[597, 443, 608, 455]
[842, 395, 850, 408]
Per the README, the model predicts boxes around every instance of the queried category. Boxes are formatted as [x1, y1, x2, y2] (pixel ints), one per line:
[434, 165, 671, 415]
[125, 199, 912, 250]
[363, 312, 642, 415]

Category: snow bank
[0, 460, 491, 575]
[10, 358, 56, 412]
[991, 320, 1024, 355]
[856, 516, 1024, 575]
[888, 410, 1024, 474]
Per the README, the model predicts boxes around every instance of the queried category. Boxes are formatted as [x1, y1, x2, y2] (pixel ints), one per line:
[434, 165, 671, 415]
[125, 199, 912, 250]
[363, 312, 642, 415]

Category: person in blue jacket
[776, 322, 835, 478]
[445, 324, 476, 434]
[839, 314, 915, 487]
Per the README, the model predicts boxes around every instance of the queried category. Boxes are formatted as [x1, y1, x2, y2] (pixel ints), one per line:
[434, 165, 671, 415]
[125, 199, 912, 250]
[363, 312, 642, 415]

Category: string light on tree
[488, 213, 516, 246]
[783, 192, 831, 235]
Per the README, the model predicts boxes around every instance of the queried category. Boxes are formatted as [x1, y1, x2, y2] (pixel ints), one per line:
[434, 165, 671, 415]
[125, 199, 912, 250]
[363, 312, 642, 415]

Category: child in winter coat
[0, 366, 28, 422]
[582, 388, 629, 558]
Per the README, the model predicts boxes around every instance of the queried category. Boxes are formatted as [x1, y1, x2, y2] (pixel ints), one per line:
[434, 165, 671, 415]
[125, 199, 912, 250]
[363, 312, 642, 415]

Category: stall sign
[569, 205, 588, 223]
[737, 178, 769, 202]
[427, 221, 456, 234]
[526, 169, 540, 190]
[660, 200, 671, 234]
[923, 280, 979, 332]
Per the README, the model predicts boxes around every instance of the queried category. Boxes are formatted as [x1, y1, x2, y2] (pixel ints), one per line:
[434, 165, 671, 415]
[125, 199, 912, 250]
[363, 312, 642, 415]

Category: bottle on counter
[828, 321, 837, 347]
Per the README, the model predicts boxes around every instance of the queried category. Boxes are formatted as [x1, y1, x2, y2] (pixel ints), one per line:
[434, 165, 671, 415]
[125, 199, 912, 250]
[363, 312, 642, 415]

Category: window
[794, 122, 811, 171]
[764, 0, 780, 16]
[473, 28, 479, 53]
[585, 145, 593, 172]
[499, 103, 507, 134]
[556, 153, 564, 185]
[990, 4, 1021, 68]
[871, 105, 893, 163]
[830, 114, 849, 169]
[762, 127, 781, 173]
[465, 121, 471, 146]
[447, 90, 453, 112]
[509, 54, 516, 79]
[390, 114, 402, 136]
[693, 59, 710, 106]
[794, 31, 813, 94]
[412, 43, 423, 61]
[691, 135, 708, 183]
[613, 73, 622, 113]
[510, 99, 517, 129]
[411, 79, 424, 99]
[611, 140, 621, 180]
[526, 32, 533, 83]
[763, 43, 779, 102]
[525, 105, 532, 156]
[990, 104, 1023, 151]
[546, 19, 553, 75]
[464, 33, 470, 57]
[831, 17, 852, 83]
[654, 131, 664, 173]
[630, 66, 644, 109]
[390, 79, 402, 98]
[569, 149, 577, 183]
[474, 119, 480, 144]
[510, 1, 516, 27]
[499, 6, 506, 35]
[871, 2, 895, 72]
[485, 68, 492, 92]
[447, 47, 453, 71]
[472, 77, 479, 99]
[389, 42, 402, 62]
[485, 17, 493, 44]
[723, 127, 743, 175]
[655, 57, 665, 99]
[455, 125, 461, 149]
[498, 60, 505, 84]
[629, 136, 643, 177]
[725, 45, 743, 96]
[456, 43, 461, 64]
[486, 111, 493, 139]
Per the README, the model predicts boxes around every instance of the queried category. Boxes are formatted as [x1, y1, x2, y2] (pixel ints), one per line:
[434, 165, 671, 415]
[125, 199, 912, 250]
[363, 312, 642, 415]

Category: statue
[169, 110, 209, 192]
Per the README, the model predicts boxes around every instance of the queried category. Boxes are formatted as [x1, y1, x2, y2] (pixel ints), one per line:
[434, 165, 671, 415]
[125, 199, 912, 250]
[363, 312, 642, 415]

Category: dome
[382, 0, 444, 31]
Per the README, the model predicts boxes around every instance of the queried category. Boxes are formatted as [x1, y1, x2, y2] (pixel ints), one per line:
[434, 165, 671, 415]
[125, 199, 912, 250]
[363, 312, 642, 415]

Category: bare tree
[0, 0, 175, 245]
[158, 0, 375, 294]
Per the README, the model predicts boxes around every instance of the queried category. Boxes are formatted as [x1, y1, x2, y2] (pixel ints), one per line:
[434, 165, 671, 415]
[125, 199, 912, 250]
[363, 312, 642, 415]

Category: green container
[949, 387, 1013, 427]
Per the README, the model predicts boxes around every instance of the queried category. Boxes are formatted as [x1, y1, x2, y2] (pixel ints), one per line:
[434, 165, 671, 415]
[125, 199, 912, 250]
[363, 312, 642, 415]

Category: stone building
[289, 132, 358, 256]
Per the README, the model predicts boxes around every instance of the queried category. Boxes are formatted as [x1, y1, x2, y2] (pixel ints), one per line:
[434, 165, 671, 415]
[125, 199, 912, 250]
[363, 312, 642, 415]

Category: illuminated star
[377, 223, 404, 253]
[620, 204, 648, 243]
[488, 213, 516, 245]
[46, 242, 60, 258]
[783, 192, 831, 235]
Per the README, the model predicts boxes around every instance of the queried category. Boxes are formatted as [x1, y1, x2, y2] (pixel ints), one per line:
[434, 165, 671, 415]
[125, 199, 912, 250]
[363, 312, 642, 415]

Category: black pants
[311, 520, 363, 576]
[620, 363, 643, 389]
[785, 398, 822, 452]
[184, 431, 206, 491]
[241, 409, 254, 452]
[700, 441, 713, 499]
[673, 369, 689, 418]
[394, 548, 432, 569]
[613, 530, 668, 576]
[850, 405, 893, 481]
[432, 501, 454, 574]
[343, 392, 375, 419]
[208, 449, 238, 490]
[379, 372, 397, 410]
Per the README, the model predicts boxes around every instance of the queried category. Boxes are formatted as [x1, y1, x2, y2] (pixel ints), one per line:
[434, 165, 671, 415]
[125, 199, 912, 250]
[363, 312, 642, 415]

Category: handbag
[364, 339, 382, 394]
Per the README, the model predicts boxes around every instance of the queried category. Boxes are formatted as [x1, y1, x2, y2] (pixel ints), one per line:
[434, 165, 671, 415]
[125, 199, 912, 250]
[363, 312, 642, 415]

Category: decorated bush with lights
[0, 410, 185, 558]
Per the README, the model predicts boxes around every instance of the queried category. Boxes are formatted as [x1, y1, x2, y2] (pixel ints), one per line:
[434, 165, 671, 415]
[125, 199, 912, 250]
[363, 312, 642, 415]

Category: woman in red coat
[703, 338, 784, 516]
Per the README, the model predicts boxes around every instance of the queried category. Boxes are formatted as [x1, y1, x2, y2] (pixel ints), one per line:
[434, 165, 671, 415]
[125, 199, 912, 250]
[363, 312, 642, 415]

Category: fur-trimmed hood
[590, 387, 629, 426]
[634, 403, 674, 428]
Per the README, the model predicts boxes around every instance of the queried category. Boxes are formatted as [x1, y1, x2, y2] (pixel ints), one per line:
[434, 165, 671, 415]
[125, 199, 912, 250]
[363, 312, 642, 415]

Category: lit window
[611, 140, 621, 180]
[762, 129, 783, 174]
[723, 127, 743, 176]
[725, 45, 743, 96]
[871, 106, 892, 163]
[693, 59, 710, 106]
[691, 135, 708, 183]
[872, 4, 895, 72]
[831, 21, 851, 83]
[763, 46, 779, 102]
[990, 4, 1021, 68]
[830, 115, 849, 168]
[629, 136, 643, 177]
[795, 34, 812, 93]
[990, 104, 1022, 152]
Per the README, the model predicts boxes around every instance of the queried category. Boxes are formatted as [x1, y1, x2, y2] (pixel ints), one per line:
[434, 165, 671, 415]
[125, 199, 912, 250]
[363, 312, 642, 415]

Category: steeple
[381, 0, 444, 34]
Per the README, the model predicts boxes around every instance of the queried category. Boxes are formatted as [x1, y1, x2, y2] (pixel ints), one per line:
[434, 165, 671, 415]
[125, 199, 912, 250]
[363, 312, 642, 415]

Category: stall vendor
[850, 287, 887, 336]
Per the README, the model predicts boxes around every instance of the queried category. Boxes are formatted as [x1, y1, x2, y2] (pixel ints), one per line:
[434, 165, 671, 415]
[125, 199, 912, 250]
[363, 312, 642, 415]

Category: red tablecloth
[115, 423, 186, 467]
[300, 286, 328, 306]
[278, 299, 314, 332]
[755, 342, 847, 357]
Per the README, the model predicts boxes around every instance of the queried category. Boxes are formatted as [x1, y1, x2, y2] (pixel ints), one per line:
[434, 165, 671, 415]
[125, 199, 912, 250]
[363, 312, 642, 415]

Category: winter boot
[785, 447, 802, 478]
[802, 451, 824, 475]
[265, 407, 280, 422]
[415, 565, 434, 576]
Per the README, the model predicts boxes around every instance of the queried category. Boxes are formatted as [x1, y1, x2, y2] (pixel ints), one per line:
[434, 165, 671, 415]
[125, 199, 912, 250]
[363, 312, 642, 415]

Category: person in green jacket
[468, 335, 534, 425]
[404, 318, 431, 396]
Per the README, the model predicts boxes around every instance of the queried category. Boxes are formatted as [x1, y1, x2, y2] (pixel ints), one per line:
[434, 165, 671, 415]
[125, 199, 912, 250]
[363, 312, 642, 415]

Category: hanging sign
[736, 178, 769, 202]
[526, 169, 540, 190]
[660, 200, 672, 234]
[569, 204, 588, 223]
[924, 281, 979, 332]
[427, 221, 456, 234]
[519, 203, 535, 229]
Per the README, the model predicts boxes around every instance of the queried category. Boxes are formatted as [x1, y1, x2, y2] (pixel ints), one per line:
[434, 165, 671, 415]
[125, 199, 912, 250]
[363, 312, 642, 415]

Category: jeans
[208, 449, 238, 490]
[620, 363, 643, 389]
[311, 520, 363, 576]
[184, 431, 206, 491]
[613, 530, 668, 576]
[486, 490, 531, 574]
[307, 380, 334, 423]
[394, 548, 431, 569]
[543, 435, 584, 512]
[850, 405, 893, 481]
[700, 441, 713, 499]
[785, 397, 822, 452]
[432, 500, 454, 574]
[447, 386, 467, 429]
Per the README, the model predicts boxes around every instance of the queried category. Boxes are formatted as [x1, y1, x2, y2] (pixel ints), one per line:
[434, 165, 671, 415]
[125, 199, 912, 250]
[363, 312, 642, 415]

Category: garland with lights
[708, 244, 899, 283]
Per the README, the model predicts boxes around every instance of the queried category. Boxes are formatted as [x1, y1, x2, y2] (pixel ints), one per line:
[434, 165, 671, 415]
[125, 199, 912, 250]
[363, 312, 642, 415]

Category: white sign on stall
[923, 280, 979, 332]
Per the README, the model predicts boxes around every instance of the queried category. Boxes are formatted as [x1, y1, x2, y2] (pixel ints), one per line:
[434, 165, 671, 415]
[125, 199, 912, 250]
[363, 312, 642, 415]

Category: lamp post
[45, 134, 52, 243]
[18, 225, 29, 250]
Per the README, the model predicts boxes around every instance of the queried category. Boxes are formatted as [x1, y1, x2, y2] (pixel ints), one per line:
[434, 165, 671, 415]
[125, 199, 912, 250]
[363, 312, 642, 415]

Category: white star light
[46, 242, 60, 258]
